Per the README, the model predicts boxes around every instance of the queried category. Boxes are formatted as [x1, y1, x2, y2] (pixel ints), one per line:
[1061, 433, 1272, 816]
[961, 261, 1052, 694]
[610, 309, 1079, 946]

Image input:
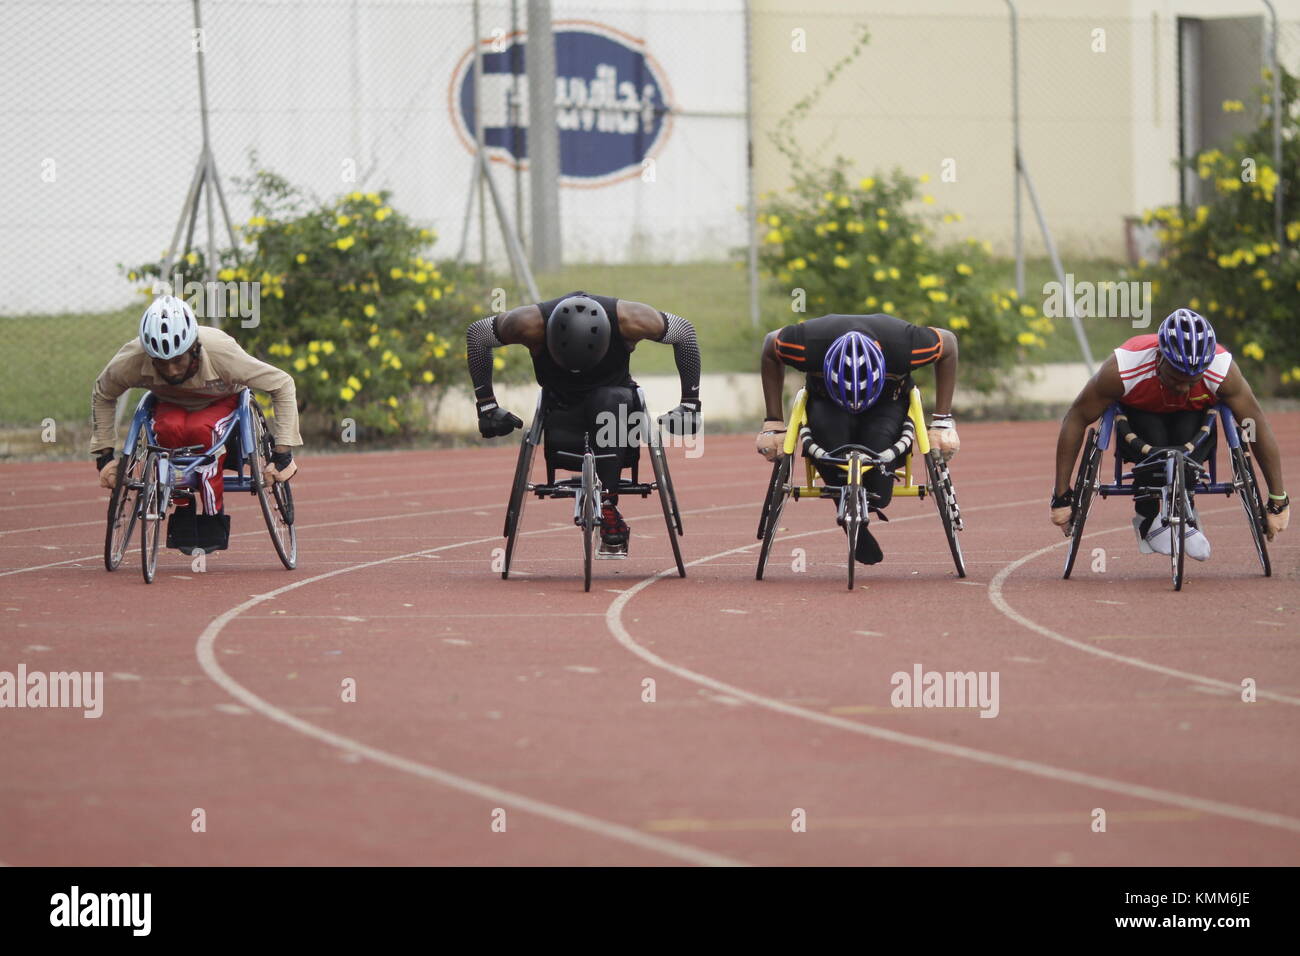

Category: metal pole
[1005, 0, 1024, 298]
[472, 0, 487, 268]
[1022, 164, 1095, 372]
[480, 151, 541, 302]
[511, 0, 526, 254]
[1262, 1, 1283, 256]
[527, 0, 562, 273]
[744, 0, 760, 328]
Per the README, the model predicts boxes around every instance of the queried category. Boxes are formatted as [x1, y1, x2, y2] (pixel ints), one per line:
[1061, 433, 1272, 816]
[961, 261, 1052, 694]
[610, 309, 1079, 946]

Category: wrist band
[1269, 492, 1287, 500]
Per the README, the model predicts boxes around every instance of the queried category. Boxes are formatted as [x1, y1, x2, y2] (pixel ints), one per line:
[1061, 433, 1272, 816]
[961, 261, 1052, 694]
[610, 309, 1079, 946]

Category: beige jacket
[90, 326, 301, 453]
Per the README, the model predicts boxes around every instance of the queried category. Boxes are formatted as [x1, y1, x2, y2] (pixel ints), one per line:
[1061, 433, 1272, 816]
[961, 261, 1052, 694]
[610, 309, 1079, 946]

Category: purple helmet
[823, 331, 887, 413]
[1157, 308, 1217, 376]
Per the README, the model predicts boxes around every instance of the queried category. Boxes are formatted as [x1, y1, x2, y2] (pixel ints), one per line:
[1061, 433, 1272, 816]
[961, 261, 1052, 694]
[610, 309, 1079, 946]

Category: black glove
[271, 449, 293, 470]
[1050, 488, 1074, 510]
[658, 400, 701, 437]
[95, 449, 115, 472]
[477, 399, 523, 438]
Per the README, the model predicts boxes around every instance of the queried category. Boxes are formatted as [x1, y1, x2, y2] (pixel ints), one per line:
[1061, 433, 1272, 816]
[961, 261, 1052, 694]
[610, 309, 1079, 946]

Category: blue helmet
[1157, 308, 1217, 376]
[823, 331, 887, 413]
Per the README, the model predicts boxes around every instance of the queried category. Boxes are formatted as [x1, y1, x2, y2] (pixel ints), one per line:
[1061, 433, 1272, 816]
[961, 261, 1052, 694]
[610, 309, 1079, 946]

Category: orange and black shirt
[774, 313, 944, 399]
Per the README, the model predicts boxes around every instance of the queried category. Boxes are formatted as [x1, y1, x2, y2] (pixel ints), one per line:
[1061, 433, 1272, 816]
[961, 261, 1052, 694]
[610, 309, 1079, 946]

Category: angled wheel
[925, 451, 966, 578]
[1168, 457, 1186, 591]
[843, 459, 863, 592]
[104, 442, 146, 571]
[502, 427, 539, 579]
[139, 451, 164, 584]
[1231, 443, 1271, 577]
[250, 403, 297, 569]
[580, 450, 598, 593]
[755, 456, 791, 580]
[1063, 428, 1101, 580]
[648, 437, 685, 577]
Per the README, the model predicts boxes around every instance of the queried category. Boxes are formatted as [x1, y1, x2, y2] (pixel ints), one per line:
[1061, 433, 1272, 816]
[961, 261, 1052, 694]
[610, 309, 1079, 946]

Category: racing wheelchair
[103, 388, 297, 583]
[500, 386, 685, 592]
[756, 386, 965, 589]
[1062, 402, 1270, 591]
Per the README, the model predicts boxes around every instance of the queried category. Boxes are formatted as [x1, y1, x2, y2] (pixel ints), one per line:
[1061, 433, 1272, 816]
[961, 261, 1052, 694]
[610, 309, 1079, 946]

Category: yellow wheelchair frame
[756, 386, 966, 588]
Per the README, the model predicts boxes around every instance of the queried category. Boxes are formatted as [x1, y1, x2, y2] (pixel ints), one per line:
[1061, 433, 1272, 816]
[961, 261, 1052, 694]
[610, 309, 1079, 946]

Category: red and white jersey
[1114, 334, 1231, 412]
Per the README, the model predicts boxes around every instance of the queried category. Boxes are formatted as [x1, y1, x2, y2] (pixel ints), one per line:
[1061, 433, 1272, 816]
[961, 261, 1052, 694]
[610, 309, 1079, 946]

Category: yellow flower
[185, 252, 197, 266]
[293, 358, 308, 372]
[790, 257, 807, 271]
[955, 263, 973, 276]
[434, 345, 447, 359]
[391, 267, 405, 279]
[374, 207, 392, 221]
[1287, 221, 1300, 243]
[873, 269, 887, 281]
[364, 304, 377, 318]
[1241, 342, 1264, 361]
[888, 267, 900, 280]
[414, 298, 426, 314]
[347, 375, 362, 390]
[833, 255, 850, 269]
[836, 196, 851, 209]
[864, 296, 878, 307]
[493, 356, 505, 371]
[1019, 304, 1037, 318]
[918, 274, 941, 289]
[247, 216, 267, 228]
[367, 333, 380, 348]
[349, 191, 363, 202]
[918, 173, 930, 183]
[386, 396, 399, 408]
[319, 369, 329, 380]
[422, 371, 435, 383]
[767, 215, 781, 227]
[425, 332, 435, 342]
[295, 253, 307, 265]
[949, 316, 970, 330]
[823, 191, 835, 202]
[866, 254, 879, 264]
[858, 177, 875, 190]
[1216, 178, 1241, 193]
[308, 341, 320, 353]
[336, 235, 356, 251]
[218, 268, 236, 281]
[765, 229, 782, 244]
[1017, 332, 1040, 347]
[419, 228, 433, 241]
[881, 301, 895, 312]
[922, 195, 935, 204]
[1221, 99, 1245, 113]
[308, 353, 319, 366]
[413, 270, 428, 284]
[336, 214, 351, 227]
[365, 192, 381, 204]
[389, 356, 402, 370]
[877, 219, 888, 232]
[321, 341, 336, 355]
[339, 386, 355, 401]
[927, 290, 948, 303]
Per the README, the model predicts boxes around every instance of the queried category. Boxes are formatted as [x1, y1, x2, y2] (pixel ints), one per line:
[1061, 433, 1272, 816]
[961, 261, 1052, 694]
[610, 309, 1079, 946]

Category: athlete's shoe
[1143, 519, 1173, 556]
[1133, 516, 1156, 554]
[598, 502, 629, 560]
[1184, 526, 1211, 561]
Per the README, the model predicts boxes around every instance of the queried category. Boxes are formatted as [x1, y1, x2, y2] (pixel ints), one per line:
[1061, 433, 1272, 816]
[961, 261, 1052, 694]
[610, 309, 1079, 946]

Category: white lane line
[604, 501, 1300, 836]
[195, 502, 764, 867]
[988, 506, 1300, 706]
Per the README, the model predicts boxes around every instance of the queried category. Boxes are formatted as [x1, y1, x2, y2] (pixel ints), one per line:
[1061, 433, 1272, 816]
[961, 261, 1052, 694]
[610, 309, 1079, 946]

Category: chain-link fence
[2, 1, 1297, 455]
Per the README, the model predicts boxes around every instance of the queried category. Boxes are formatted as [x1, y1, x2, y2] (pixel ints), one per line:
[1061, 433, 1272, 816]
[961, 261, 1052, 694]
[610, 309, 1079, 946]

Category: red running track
[1, 416, 1297, 866]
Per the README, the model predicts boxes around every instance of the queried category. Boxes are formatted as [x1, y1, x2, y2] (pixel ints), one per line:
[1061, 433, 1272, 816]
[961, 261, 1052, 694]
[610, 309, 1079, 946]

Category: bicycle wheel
[844, 473, 862, 592]
[139, 451, 164, 584]
[649, 439, 685, 578]
[1169, 458, 1186, 591]
[251, 403, 297, 570]
[926, 451, 967, 578]
[580, 451, 597, 592]
[502, 430, 537, 579]
[755, 456, 791, 580]
[1231, 444, 1271, 577]
[104, 443, 145, 571]
[1063, 428, 1101, 580]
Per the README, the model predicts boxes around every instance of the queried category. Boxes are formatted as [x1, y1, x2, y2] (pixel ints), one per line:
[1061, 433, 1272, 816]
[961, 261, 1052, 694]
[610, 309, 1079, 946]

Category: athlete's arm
[465, 305, 541, 438]
[1054, 355, 1124, 497]
[930, 328, 958, 416]
[1216, 362, 1286, 496]
[760, 331, 789, 421]
[620, 300, 702, 434]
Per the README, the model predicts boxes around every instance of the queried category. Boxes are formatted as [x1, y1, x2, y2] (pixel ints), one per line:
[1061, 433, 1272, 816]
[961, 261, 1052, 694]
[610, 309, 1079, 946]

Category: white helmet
[140, 295, 198, 359]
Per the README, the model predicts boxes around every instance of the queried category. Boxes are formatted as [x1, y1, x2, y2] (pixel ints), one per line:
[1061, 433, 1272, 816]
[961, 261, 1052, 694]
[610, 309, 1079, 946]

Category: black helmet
[547, 295, 611, 372]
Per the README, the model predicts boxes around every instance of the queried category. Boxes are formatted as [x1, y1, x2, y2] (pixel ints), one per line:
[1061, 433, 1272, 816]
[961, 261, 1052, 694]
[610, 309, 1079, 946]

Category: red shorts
[152, 395, 240, 513]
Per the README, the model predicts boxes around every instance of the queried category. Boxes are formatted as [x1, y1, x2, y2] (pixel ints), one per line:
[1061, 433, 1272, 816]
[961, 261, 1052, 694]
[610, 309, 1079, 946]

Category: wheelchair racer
[91, 294, 301, 552]
[465, 292, 701, 558]
[1050, 309, 1289, 558]
[757, 312, 961, 565]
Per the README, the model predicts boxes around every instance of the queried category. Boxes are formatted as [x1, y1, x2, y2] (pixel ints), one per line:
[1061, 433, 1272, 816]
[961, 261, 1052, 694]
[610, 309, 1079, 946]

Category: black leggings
[543, 385, 639, 498]
[1117, 406, 1216, 519]
[806, 388, 910, 508]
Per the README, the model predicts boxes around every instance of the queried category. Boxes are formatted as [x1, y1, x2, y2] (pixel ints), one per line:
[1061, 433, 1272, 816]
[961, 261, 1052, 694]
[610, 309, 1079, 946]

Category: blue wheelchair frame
[123, 388, 261, 500]
[1092, 401, 1238, 500]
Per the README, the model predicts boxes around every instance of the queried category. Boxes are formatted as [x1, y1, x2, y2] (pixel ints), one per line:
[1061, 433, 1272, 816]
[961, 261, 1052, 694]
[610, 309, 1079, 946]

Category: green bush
[123, 167, 518, 435]
[1136, 67, 1300, 390]
[756, 160, 1050, 392]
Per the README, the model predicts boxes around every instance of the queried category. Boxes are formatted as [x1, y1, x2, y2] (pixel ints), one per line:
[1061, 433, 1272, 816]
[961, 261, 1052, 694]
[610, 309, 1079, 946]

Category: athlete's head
[140, 294, 201, 385]
[1157, 308, 1217, 383]
[823, 330, 887, 413]
[547, 294, 611, 373]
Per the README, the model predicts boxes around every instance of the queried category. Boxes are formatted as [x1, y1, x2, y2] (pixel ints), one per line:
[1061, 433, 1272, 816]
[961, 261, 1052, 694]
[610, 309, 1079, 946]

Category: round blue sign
[450, 22, 673, 186]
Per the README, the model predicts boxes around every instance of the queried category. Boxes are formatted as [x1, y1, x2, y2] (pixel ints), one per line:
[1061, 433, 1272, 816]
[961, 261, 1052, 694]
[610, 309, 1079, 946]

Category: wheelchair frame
[104, 388, 297, 582]
[1062, 402, 1270, 590]
[756, 386, 966, 589]
[500, 386, 685, 591]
